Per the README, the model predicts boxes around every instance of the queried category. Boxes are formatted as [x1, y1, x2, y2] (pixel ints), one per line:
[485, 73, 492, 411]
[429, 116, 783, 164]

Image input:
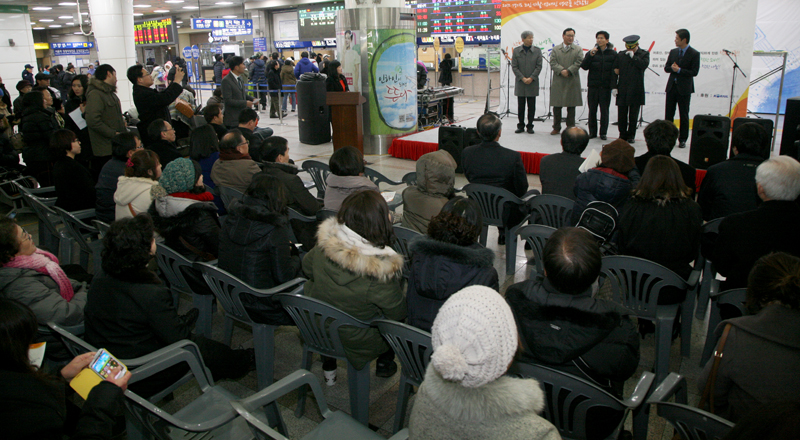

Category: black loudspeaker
[730, 117, 774, 159]
[438, 126, 465, 173]
[689, 115, 731, 169]
[297, 79, 330, 145]
[464, 128, 482, 148]
[779, 97, 800, 159]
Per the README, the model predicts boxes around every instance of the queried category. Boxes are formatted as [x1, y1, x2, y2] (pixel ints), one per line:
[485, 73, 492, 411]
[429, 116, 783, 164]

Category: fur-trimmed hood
[316, 217, 404, 281]
[420, 366, 546, 422]
[409, 236, 494, 267]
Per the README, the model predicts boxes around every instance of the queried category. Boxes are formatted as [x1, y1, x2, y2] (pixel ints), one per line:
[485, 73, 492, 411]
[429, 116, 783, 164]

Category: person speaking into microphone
[511, 30, 543, 134]
[580, 31, 617, 140]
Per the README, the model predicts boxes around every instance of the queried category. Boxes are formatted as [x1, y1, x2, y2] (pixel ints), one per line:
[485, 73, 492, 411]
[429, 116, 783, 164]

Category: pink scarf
[4, 249, 74, 301]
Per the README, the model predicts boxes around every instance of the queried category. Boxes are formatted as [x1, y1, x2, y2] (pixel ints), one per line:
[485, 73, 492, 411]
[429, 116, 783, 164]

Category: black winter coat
[614, 48, 649, 106]
[213, 60, 226, 85]
[635, 152, 696, 194]
[148, 197, 220, 261]
[407, 237, 498, 332]
[0, 370, 124, 440]
[218, 197, 302, 325]
[571, 167, 640, 224]
[325, 74, 349, 92]
[580, 43, 617, 89]
[53, 156, 95, 212]
[94, 158, 126, 223]
[21, 105, 60, 161]
[267, 68, 282, 97]
[146, 138, 182, 167]
[439, 58, 454, 85]
[697, 153, 763, 221]
[505, 276, 639, 395]
[462, 141, 528, 197]
[259, 162, 322, 249]
[132, 82, 184, 144]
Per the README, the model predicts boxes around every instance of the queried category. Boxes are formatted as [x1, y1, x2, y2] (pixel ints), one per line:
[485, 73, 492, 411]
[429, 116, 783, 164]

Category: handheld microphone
[501, 48, 507, 55]
[722, 49, 733, 54]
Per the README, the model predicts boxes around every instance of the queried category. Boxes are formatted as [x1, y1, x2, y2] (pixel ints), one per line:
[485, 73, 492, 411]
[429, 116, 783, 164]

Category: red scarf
[170, 191, 214, 202]
[219, 150, 252, 161]
[4, 249, 74, 301]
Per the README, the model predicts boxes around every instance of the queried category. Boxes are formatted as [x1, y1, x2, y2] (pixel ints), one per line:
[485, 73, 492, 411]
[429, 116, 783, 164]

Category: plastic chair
[194, 261, 305, 390]
[276, 293, 373, 426]
[155, 244, 215, 337]
[219, 186, 244, 210]
[600, 256, 699, 384]
[517, 224, 557, 279]
[301, 160, 330, 199]
[232, 369, 410, 440]
[123, 340, 287, 439]
[695, 218, 724, 320]
[464, 183, 535, 275]
[53, 207, 97, 272]
[0, 175, 41, 216]
[401, 172, 417, 186]
[316, 208, 337, 221]
[647, 373, 733, 440]
[364, 167, 404, 190]
[374, 319, 432, 433]
[288, 207, 317, 247]
[391, 225, 422, 260]
[529, 194, 574, 229]
[93, 220, 110, 238]
[699, 288, 748, 367]
[16, 184, 74, 264]
[507, 362, 655, 440]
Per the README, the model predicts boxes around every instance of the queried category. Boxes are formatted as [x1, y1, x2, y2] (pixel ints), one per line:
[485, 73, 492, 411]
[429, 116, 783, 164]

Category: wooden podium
[327, 91, 366, 153]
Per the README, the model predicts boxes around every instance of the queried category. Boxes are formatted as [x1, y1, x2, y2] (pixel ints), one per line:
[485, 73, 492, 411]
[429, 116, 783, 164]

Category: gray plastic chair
[0, 175, 41, 216]
[16, 184, 74, 263]
[194, 261, 305, 390]
[155, 243, 215, 337]
[464, 183, 535, 275]
[92, 220, 110, 238]
[288, 207, 317, 247]
[401, 172, 417, 186]
[231, 369, 410, 440]
[301, 160, 330, 199]
[699, 288, 748, 367]
[316, 208, 338, 221]
[391, 225, 422, 260]
[364, 167, 404, 189]
[276, 293, 373, 426]
[374, 319, 432, 433]
[600, 256, 699, 384]
[695, 218, 724, 319]
[529, 194, 574, 229]
[507, 363, 655, 440]
[219, 186, 244, 210]
[53, 207, 97, 272]
[124, 340, 287, 439]
[647, 373, 733, 440]
[517, 224, 557, 279]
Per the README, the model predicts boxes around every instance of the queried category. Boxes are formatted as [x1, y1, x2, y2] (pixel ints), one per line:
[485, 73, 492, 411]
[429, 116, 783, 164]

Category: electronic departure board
[415, 0, 501, 40]
[134, 17, 176, 46]
[297, 1, 344, 41]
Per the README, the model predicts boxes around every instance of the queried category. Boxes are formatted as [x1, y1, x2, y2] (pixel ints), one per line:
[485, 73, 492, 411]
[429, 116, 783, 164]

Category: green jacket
[84, 78, 126, 157]
[302, 218, 406, 369]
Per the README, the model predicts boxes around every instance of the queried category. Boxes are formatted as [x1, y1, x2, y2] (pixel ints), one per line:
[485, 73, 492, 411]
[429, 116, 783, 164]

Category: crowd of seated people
[5, 60, 800, 439]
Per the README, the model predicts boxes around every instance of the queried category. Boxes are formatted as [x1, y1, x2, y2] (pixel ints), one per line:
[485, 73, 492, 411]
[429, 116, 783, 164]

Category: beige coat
[113, 176, 159, 220]
[550, 44, 584, 107]
[210, 158, 261, 193]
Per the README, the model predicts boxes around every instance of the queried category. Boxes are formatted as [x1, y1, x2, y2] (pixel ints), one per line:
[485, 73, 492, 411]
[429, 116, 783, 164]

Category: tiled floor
[16, 98, 717, 439]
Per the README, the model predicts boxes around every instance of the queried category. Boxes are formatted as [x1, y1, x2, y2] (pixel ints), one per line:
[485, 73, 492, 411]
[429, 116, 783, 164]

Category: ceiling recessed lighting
[177, 25, 181, 28]
[153, 9, 169, 12]
[80, 12, 88, 15]
[133, 13, 143, 16]
[182, 6, 199, 9]
[74, 31, 83, 34]
[58, 15, 72, 19]
[65, 22, 74, 25]
[33, 27, 45, 30]
[216, 1, 234, 4]
[39, 19, 54, 22]
[222, 15, 236, 18]
[133, 4, 151, 7]
[176, 20, 183, 23]
[32, 7, 52, 10]
[49, 25, 62, 28]
[59, 2, 78, 5]
[165, 0, 184, 3]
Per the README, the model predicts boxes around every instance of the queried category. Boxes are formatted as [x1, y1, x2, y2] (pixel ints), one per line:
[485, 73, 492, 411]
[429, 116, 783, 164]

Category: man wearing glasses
[146, 119, 183, 167]
[211, 130, 262, 193]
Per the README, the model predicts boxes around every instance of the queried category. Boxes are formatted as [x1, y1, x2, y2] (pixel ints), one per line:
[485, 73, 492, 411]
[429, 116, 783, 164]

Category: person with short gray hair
[710, 155, 800, 290]
[511, 31, 543, 134]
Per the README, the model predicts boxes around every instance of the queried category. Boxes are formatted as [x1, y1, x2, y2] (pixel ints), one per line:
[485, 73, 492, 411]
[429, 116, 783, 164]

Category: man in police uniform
[613, 35, 650, 143]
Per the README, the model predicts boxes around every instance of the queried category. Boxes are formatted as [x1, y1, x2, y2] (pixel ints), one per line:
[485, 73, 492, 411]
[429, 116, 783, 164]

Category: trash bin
[297, 73, 331, 145]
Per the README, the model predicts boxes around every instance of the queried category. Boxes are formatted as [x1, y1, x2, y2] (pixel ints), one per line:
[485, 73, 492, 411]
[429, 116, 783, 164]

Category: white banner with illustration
[498, 0, 759, 126]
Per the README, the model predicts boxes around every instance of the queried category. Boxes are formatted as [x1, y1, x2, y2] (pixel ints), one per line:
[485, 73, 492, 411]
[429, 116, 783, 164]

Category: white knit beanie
[430, 286, 518, 388]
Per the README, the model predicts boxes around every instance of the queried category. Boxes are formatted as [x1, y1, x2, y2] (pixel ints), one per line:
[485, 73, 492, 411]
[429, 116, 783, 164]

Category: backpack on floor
[576, 201, 618, 254]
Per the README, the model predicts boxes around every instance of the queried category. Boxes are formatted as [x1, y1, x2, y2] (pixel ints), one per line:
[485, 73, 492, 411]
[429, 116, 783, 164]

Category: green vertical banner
[367, 29, 418, 135]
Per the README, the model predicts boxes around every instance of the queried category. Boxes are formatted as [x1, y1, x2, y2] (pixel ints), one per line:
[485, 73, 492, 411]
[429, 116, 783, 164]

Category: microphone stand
[498, 50, 517, 119]
[636, 61, 661, 128]
[725, 51, 746, 116]
[536, 50, 553, 122]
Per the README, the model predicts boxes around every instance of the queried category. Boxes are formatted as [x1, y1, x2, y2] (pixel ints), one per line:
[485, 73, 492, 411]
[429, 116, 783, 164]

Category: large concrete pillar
[87, 0, 137, 112]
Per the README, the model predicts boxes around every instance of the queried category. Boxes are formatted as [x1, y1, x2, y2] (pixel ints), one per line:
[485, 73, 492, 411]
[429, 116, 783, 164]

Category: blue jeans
[282, 89, 296, 111]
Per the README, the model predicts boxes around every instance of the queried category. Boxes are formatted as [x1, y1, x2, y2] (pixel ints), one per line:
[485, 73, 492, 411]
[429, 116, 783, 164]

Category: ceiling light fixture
[216, 1, 234, 4]
[222, 15, 236, 18]
[59, 2, 78, 5]
[154, 9, 169, 13]
[59, 15, 72, 19]
[165, 0, 184, 3]
[33, 27, 45, 30]
[176, 20, 183, 23]
[49, 25, 62, 28]
[32, 7, 52, 11]
[39, 19, 54, 22]
[133, 4, 151, 7]
[182, 6, 199, 9]
[133, 13, 143, 16]
[65, 22, 74, 25]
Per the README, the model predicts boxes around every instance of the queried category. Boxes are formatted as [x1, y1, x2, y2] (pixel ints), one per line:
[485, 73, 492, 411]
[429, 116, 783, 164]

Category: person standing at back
[221, 56, 255, 129]
[549, 28, 583, 136]
[84, 64, 127, 172]
[664, 29, 700, 149]
[580, 30, 617, 140]
[512, 31, 543, 134]
[128, 64, 185, 145]
[293, 51, 319, 79]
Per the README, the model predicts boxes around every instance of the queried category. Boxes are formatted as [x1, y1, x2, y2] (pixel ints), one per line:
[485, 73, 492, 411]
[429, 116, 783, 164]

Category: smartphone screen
[90, 350, 123, 379]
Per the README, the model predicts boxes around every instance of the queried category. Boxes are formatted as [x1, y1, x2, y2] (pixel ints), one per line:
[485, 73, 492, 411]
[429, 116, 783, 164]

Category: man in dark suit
[222, 56, 254, 128]
[635, 119, 696, 194]
[664, 29, 700, 149]
[462, 113, 537, 244]
[128, 64, 185, 145]
[709, 156, 800, 290]
[539, 127, 589, 200]
[203, 104, 228, 141]
[146, 119, 183, 167]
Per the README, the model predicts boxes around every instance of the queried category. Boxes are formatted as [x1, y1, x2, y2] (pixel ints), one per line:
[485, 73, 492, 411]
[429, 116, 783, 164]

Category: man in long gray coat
[511, 30, 543, 134]
[550, 28, 583, 135]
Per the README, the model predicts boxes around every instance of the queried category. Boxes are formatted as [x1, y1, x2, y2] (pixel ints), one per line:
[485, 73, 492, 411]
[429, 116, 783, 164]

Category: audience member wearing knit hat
[148, 157, 220, 262]
[408, 286, 560, 440]
[570, 139, 641, 224]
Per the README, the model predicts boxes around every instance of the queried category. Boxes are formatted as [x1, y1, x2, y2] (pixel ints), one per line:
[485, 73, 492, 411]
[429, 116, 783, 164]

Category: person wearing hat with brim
[613, 35, 650, 143]
[21, 64, 34, 86]
[571, 138, 640, 223]
[408, 285, 560, 440]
